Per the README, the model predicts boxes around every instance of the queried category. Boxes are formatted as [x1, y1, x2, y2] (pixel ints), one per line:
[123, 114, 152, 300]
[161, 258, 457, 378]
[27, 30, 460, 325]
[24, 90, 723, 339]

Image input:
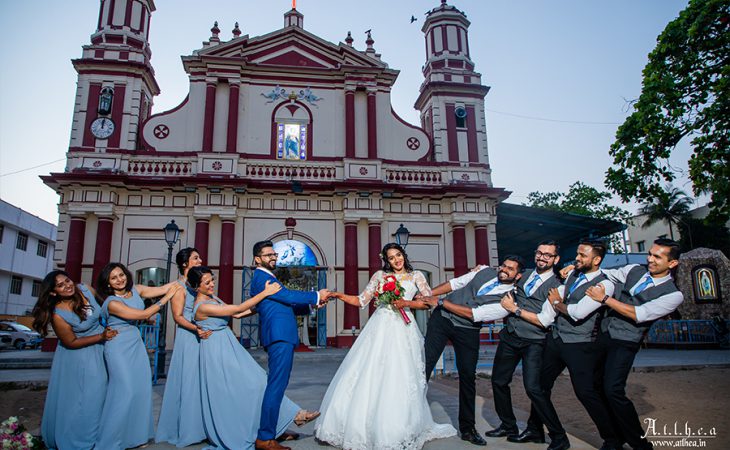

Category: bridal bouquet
[0, 416, 42, 449]
[374, 274, 411, 325]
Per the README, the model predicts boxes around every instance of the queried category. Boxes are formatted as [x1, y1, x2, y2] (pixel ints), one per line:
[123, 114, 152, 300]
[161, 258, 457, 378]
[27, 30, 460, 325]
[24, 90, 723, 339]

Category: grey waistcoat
[602, 265, 680, 343]
[443, 268, 509, 329]
[506, 270, 562, 341]
[552, 271, 608, 343]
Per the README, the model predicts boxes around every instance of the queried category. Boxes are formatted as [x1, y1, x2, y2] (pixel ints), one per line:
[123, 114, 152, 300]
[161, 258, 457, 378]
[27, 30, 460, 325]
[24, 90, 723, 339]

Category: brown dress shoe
[255, 438, 291, 450]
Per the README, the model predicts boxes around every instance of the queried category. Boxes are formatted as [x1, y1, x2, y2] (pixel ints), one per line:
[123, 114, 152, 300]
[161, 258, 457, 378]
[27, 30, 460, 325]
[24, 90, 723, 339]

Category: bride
[315, 243, 456, 450]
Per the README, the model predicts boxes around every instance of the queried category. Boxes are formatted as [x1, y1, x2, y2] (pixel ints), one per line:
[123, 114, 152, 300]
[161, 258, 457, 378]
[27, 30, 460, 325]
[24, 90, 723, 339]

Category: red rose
[395, 290, 400, 296]
[383, 282, 396, 292]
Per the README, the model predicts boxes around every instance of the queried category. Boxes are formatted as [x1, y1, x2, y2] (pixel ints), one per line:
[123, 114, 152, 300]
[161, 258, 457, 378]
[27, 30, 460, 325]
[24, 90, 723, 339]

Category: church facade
[43, 0, 508, 347]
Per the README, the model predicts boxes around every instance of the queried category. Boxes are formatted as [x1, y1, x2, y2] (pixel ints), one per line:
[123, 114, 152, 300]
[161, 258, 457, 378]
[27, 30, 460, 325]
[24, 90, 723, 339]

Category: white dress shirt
[471, 270, 555, 323]
[559, 270, 615, 322]
[448, 268, 515, 322]
[600, 264, 684, 323]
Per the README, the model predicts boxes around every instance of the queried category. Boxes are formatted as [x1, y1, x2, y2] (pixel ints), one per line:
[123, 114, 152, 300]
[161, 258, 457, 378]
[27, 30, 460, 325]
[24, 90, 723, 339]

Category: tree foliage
[679, 217, 730, 257]
[638, 185, 694, 240]
[606, 0, 730, 223]
[525, 181, 632, 252]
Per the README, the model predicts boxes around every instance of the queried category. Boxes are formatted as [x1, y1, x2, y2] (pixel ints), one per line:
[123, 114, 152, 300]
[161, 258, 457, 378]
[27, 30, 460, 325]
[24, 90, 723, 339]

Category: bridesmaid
[156, 247, 211, 447]
[31, 270, 117, 450]
[189, 266, 308, 450]
[95, 262, 180, 450]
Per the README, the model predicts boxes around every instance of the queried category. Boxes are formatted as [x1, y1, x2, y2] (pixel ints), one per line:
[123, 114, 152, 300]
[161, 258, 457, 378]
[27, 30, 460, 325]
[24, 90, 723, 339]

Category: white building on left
[0, 200, 57, 316]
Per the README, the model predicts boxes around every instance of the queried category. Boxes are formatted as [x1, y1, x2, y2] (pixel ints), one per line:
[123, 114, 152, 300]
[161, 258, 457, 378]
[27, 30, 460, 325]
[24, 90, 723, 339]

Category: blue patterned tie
[633, 275, 654, 295]
[568, 273, 586, 295]
[525, 275, 540, 296]
[477, 279, 501, 296]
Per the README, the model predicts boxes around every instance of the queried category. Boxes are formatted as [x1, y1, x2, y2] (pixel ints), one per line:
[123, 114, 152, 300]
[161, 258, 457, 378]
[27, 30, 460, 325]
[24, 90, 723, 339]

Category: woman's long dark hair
[187, 266, 214, 290]
[381, 243, 414, 273]
[95, 262, 134, 303]
[31, 270, 89, 336]
[176, 247, 200, 275]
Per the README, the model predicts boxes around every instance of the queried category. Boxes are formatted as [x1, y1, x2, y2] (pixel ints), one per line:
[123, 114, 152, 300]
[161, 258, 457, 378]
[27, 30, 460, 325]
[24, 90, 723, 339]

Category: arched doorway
[240, 238, 327, 349]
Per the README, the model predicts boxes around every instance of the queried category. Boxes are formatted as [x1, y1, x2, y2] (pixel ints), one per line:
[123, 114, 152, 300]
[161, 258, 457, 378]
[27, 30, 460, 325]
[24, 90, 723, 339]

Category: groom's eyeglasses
[260, 252, 279, 259]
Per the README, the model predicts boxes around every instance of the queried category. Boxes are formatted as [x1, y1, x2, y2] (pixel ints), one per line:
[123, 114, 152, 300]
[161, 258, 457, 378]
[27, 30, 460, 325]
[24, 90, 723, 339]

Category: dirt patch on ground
[0, 382, 47, 436]
[435, 367, 730, 449]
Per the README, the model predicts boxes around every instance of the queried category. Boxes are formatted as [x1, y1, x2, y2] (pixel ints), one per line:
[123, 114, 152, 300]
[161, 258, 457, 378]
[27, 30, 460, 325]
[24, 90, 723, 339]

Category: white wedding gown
[315, 270, 457, 450]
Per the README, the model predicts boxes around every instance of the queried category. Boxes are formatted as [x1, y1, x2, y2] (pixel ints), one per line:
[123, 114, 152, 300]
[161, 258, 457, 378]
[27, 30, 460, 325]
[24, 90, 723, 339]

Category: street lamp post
[395, 223, 410, 248]
[156, 219, 180, 379]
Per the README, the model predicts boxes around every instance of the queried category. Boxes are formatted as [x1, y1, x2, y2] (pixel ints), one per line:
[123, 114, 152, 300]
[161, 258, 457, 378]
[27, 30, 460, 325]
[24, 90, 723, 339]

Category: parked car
[0, 322, 42, 349]
[0, 331, 12, 350]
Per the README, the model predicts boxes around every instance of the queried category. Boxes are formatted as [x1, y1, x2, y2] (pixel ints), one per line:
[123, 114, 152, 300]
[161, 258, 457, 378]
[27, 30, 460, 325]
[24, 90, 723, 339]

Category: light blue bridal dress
[96, 288, 154, 450]
[156, 281, 206, 447]
[41, 284, 107, 450]
[194, 297, 300, 449]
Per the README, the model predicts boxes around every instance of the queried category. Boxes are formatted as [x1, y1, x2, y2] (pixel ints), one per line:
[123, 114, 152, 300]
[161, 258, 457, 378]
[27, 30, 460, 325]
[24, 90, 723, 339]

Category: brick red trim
[466, 105, 479, 163]
[194, 219, 210, 263]
[452, 224, 467, 276]
[345, 91, 355, 158]
[218, 220, 235, 304]
[343, 222, 360, 329]
[66, 217, 87, 283]
[441, 26, 448, 53]
[474, 225, 489, 265]
[123, 0, 133, 27]
[227, 83, 239, 153]
[445, 103, 459, 161]
[83, 84, 102, 147]
[97, 0, 104, 31]
[367, 222, 381, 316]
[107, 0, 116, 26]
[108, 84, 126, 148]
[367, 92, 377, 159]
[202, 83, 216, 152]
[92, 217, 114, 286]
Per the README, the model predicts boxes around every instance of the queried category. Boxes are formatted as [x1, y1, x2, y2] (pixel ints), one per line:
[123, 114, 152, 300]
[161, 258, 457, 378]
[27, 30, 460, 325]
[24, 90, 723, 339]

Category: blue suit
[252, 267, 318, 441]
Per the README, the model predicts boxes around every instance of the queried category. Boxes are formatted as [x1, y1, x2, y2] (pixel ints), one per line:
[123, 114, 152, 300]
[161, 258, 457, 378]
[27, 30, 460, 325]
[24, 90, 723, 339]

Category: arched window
[272, 101, 312, 160]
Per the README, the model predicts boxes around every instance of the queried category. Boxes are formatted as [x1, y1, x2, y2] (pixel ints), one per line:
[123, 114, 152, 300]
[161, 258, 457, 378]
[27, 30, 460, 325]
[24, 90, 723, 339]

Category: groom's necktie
[632, 275, 654, 295]
[524, 275, 540, 296]
[568, 273, 587, 296]
[477, 279, 501, 296]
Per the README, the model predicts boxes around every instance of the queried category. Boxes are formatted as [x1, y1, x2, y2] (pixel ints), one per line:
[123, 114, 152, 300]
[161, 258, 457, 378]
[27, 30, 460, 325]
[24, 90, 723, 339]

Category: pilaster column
[343, 221, 360, 330]
[345, 89, 355, 158]
[218, 219, 235, 304]
[452, 224, 468, 277]
[92, 216, 114, 284]
[65, 216, 87, 283]
[226, 82, 240, 153]
[202, 81, 216, 152]
[367, 221, 382, 316]
[367, 90, 378, 159]
[194, 218, 210, 264]
[474, 224, 490, 266]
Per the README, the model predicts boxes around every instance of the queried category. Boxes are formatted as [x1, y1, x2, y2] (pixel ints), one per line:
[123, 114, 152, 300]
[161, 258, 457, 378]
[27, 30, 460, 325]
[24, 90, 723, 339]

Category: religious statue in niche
[277, 123, 307, 160]
[691, 264, 722, 304]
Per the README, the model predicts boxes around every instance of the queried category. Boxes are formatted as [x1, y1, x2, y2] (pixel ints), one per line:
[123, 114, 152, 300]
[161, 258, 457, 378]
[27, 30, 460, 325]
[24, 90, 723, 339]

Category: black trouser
[425, 307, 481, 433]
[492, 329, 566, 438]
[527, 334, 621, 446]
[597, 331, 652, 449]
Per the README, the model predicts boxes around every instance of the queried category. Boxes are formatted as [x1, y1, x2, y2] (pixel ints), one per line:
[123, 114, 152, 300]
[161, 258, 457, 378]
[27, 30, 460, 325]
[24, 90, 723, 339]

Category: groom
[251, 240, 329, 450]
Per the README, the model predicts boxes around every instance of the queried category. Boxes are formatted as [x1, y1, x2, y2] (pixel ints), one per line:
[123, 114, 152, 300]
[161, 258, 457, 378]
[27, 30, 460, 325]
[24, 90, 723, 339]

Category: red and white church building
[43, 0, 509, 347]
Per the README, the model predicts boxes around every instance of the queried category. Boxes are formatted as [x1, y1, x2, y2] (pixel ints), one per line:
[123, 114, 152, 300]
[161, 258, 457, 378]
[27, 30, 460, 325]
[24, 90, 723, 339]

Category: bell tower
[414, 0, 491, 170]
[69, 0, 160, 152]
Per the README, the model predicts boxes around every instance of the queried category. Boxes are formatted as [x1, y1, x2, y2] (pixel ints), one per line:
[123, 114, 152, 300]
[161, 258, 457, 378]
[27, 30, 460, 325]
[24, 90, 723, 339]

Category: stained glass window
[277, 123, 307, 160]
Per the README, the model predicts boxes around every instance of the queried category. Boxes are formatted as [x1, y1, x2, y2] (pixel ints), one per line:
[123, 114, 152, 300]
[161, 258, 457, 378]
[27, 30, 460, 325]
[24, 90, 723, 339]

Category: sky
[0, 0, 695, 225]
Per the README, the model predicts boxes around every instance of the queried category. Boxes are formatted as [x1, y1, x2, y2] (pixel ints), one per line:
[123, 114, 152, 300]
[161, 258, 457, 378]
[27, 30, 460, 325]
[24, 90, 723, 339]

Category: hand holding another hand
[196, 327, 212, 340]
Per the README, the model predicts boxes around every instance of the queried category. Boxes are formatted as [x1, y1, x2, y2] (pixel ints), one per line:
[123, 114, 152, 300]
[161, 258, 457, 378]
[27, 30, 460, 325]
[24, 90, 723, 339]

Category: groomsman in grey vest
[584, 238, 683, 450]
[422, 256, 525, 446]
[503, 240, 619, 450]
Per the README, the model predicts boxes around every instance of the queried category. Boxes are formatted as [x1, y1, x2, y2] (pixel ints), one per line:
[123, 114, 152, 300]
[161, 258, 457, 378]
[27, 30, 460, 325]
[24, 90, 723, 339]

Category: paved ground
[2, 346, 729, 449]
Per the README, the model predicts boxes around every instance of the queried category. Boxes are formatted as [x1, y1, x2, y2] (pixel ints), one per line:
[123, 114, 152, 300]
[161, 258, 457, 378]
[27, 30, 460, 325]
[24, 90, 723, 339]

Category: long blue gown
[156, 281, 206, 447]
[41, 284, 107, 450]
[194, 297, 300, 449]
[96, 288, 154, 450]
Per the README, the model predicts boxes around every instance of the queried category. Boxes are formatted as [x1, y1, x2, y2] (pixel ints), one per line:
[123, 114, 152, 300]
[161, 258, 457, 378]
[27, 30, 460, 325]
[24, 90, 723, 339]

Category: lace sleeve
[357, 271, 383, 309]
[414, 271, 432, 297]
